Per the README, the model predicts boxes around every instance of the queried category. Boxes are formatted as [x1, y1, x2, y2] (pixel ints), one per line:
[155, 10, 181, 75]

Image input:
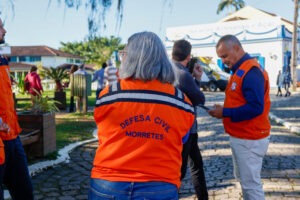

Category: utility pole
[291, 0, 299, 91]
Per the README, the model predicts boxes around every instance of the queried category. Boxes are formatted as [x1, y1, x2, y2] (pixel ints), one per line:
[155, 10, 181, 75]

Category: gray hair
[216, 34, 242, 48]
[119, 31, 175, 83]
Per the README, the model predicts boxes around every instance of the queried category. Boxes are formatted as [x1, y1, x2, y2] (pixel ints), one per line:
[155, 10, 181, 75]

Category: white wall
[243, 40, 283, 87]
[41, 56, 68, 67]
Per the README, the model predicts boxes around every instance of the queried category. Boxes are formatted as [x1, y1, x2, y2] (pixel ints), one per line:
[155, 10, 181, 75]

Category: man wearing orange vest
[0, 18, 34, 200]
[208, 35, 271, 200]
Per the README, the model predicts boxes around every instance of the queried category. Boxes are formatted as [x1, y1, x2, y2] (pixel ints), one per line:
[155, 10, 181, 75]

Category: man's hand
[0, 118, 9, 133]
[207, 104, 223, 119]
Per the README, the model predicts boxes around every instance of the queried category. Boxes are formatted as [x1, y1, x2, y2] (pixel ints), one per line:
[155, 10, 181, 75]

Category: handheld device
[198, 104, 210, 111]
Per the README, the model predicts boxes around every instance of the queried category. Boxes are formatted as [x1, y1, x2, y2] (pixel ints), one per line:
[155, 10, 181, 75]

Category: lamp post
[291, 0, 299, 91]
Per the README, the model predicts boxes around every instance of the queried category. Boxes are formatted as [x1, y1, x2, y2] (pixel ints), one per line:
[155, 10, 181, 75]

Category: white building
[165, 6, 300, 87]
[7, 45, 83, 72]
[5, 45, 88, 91]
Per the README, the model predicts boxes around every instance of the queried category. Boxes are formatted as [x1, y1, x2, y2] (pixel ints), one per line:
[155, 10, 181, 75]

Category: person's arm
[24, 75, 29, 92]
[222, 67, 264, 122]
[179, 71, 205, 106]
[36, 75, 43, 92]
[92, 72, 97, 82]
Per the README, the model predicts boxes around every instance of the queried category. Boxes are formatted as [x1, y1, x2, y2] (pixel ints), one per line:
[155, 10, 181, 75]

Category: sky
[0, 0, 296, 49]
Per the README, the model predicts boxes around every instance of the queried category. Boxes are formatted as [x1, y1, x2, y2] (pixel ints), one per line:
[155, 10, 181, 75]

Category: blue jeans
[0, 137, 33, 200]
[88, 178, 179, 200]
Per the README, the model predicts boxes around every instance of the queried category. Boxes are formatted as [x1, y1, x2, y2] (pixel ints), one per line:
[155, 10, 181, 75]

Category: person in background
[88, 31, 195, 200]
[73, 64, 88, 113]
[172, 40, 208, 200]
[24, 65, 43, 104]
[208, 35, 271, 200]
[69, 65, 78, 112]
[103, 59, 118, 86]
[92, 62, 107, 99]
[276, 70, 283, 97]
[0, 17, 34, 200]
[283, 67, 292, 97]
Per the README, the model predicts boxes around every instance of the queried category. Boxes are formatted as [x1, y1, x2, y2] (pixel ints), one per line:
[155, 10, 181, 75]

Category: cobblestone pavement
[29, 89, 300, 200]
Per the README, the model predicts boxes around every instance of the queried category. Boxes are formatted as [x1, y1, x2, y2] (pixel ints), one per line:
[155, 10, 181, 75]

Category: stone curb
[269, 112, 300, 135]
[29, 129, 98, 176]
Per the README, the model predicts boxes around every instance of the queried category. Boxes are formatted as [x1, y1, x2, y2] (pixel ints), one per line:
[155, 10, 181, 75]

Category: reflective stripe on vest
[97, 82, 194, 114]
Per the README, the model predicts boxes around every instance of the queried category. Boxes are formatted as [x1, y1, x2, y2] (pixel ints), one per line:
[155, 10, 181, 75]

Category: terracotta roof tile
[10, 46, 82, 59]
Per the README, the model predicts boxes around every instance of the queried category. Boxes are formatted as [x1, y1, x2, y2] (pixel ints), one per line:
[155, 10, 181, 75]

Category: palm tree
[291, 0, 299, 91]
[217, 0, 245, 15]
[41, 67, 69, 92]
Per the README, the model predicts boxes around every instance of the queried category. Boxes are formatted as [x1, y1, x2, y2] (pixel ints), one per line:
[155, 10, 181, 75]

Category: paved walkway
[8, 88, 300, 200]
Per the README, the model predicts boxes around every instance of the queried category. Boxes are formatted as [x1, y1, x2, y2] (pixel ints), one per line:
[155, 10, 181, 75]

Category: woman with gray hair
[118, 31, 175, 82]
[89, 31, 195, 200]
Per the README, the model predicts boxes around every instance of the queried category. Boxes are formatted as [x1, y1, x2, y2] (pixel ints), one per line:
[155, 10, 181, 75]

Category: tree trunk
[291, 0, 299, 91]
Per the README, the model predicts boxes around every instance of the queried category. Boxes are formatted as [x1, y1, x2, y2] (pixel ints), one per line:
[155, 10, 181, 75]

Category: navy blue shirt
[223, 53, 265, 122]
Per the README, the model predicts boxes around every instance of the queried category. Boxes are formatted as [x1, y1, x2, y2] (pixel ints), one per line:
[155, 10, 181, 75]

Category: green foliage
[25, 89, 60, 114]
[12, 72, 26, 94]
[216, 0, 245, 14]
[60, 36, 124, 69]
[40, 67, 69, 92]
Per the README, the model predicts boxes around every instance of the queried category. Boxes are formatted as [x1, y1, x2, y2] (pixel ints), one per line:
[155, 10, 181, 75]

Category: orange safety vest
[223, 59, 271, 140]
[0, 61, 22, 141]
[91, 79, 195, 188]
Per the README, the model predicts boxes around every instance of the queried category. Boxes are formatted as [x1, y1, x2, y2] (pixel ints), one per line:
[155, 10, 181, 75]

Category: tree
[40, 67, 69, 92]
[60, 36, 124, 69]
[216, 0, 245, 15]
[291, 0, 299, 91]
[52, 0, 124, 37]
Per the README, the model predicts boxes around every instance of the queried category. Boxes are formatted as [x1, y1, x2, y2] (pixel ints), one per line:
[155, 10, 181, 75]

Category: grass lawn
[55, 112, 96, 150]
[15, 89, 97, 109]
[15, 89, 98, 161]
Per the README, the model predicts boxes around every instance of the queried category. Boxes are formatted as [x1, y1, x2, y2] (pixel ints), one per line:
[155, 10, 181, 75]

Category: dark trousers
[69, 96, 75, 112]
[276, 86, 282, 96]
[181, 133, 208, 200]
[95, 89, 103, 100]
[0, 137, 33, 200]
[284, 84, 291, 96]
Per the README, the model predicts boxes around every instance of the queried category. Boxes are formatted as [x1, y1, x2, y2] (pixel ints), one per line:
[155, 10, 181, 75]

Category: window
[75, 59, 82, 64]
[19, 56, 41, 62]
[30, 56, 41, 62]
[10, 56, 17, 62]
